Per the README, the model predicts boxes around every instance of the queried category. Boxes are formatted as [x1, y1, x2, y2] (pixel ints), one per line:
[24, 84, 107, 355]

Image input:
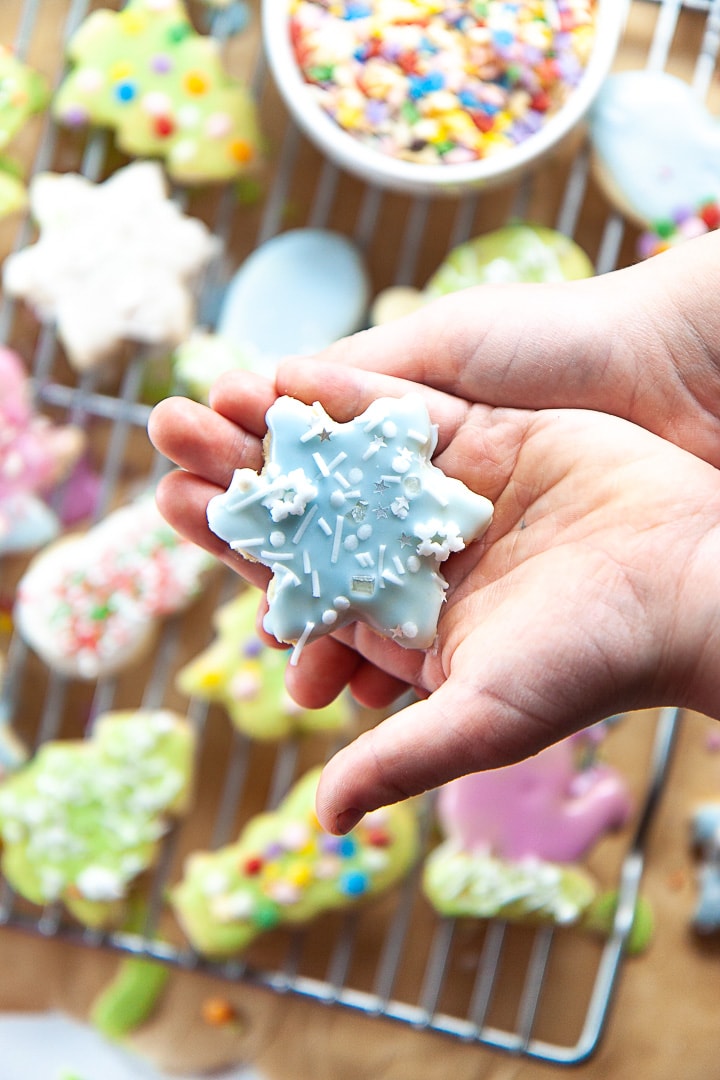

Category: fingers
[154, 470, 271, 589]
[314, 675, 536, 834]
[275, 356, 472, 455]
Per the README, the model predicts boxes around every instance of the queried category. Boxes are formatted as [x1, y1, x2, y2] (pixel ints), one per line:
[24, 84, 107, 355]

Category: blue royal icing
[207, 394, 494, 662]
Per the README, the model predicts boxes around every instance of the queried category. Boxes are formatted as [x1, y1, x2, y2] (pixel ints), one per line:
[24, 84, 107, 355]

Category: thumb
[315, 676, 548, 834]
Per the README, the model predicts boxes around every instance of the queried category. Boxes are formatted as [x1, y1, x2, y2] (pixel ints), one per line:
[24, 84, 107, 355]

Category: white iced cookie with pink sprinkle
[14, 494, 216, 679]
[207, 394, 494, 661]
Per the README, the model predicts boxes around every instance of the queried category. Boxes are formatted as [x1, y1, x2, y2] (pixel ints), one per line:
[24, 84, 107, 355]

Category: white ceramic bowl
[263, 0, 628, 198]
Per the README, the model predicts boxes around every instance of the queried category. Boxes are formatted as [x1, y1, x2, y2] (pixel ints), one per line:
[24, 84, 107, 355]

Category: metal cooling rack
[0, 0, 714, 1065]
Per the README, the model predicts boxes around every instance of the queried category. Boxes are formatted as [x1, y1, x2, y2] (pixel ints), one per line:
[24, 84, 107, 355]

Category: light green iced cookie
[422, 842, 598, 927]
[53, 0, 260, 185]
[0, 165, 27, 218]
[172, 330, 255, 403]
[0, 46, 49, 217]
[171, 767, 420, 958]
[371, 224, 594, 325]
[177, 590, 352, 740]
[0, 709, 195, 928]
[0, 45, 48, 151]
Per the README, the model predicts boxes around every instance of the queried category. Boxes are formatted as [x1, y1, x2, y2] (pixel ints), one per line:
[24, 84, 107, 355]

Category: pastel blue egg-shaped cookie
[590, 70, 720, 226]
[217, 229, 370, 370]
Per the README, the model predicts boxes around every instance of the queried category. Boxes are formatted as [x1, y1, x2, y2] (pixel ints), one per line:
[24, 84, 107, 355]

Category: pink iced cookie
[0, 346, 85, 555]
[424, 726, 633, 925]
[437, 728, 632, 863]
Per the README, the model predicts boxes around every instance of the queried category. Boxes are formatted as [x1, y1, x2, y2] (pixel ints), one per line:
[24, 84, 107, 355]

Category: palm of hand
[149, 365, 720, 832]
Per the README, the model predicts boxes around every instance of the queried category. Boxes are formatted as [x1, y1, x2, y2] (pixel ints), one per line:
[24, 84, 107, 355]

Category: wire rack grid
[0, 0, 715, 1066]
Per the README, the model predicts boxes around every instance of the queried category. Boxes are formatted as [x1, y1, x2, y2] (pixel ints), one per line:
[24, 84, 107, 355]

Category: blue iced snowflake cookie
[207, 394, 494, 661]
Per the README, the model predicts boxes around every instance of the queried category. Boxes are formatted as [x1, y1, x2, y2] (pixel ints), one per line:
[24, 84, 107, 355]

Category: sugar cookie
[0, 651, 27, 780]
[217, 229, 370, 369]
[207, 394, 493, 661]
[0, 709, 195, 928]
[2, 161, 219, 372]
[423, 727, 633, 926]
[176, 590, 353, 739]
[690, 803, 720, 935]
[590, 70, 720, 232]
[53, 0, 260, 185]
[171, 766, 420, 958]
[172, 330, 254, 404]
[0, 346, 85, 555]
[371, 224, 594, 326]
[14, 492, 216, 680]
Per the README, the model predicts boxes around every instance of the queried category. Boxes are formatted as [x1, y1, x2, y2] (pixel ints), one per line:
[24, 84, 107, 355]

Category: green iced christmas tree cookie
[53, 0, 260, 185]
[0, 709, 195, 928]
[171, 767, 420, 958]
[176, 589, 353, 739]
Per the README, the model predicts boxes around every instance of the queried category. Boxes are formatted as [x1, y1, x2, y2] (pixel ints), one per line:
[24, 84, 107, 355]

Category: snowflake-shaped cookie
[207, 394, 493, 660]
[2, 160, 219, 371]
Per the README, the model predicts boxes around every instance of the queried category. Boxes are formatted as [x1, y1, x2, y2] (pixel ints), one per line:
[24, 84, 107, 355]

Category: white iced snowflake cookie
[207, 394, 493, 661]
[2, 161, 219, 371]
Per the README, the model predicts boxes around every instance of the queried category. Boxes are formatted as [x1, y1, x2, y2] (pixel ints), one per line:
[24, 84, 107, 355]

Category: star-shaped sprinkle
[207, 394, 494, 661]
[2, 161, 219, 371]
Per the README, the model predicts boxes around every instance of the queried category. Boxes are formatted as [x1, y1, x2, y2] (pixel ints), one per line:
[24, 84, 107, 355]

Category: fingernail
[335, 807, 364, 835]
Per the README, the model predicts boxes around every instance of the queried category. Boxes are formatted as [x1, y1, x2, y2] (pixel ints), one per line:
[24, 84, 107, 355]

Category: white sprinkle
[322, 609, 338, 625]
[382, 569, 404, 587]
[300, 424, 325, 443]
[392, 555, 405, 575]
[331, 515, 344, 564]
[292, 503, 318, 543]
[312, 451, 330, 477]
[333, 470, 350, 489]
[303, 550, 312, 574]
[290, 621, 316, 666]
[382, 420, 397, 438]
[344, 535, 359, 551]
[228, 538, 264, 550]
[402, 621, 419, 638]
[378, 544, 386, 587]
[357, 523, 372, 541]
[428, 487, 449, 507]
[327, 451, 348, 471]
[227, 484, 279, 512]
[312, 570, 321, 597]
[348, 468, 363, 484]
[261, 550, 294, 561]
[269, 530, 286, 547]
[381, 474, 402, 484]
[363, 413, 383, 433]
[317, 516, 332, 536]
[406, 555, 421, 572]
[355, 551, 374, 568]
[334, 595, 350, 609]
[408, 428, 429, 444]
[330, 490, 346, 508]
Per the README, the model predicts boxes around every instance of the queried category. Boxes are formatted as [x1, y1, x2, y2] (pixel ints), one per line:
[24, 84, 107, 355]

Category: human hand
[149, 361, 720, 834]
[293, 230, 720, 468]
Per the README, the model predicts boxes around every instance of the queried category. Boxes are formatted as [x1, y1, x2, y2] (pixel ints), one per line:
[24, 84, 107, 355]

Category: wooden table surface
[1, 2, 720, 1077]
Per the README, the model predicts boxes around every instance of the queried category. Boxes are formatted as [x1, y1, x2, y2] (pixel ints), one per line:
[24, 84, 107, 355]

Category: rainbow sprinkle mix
[289, 0, 597, 164]
[637, 197, 720, 260]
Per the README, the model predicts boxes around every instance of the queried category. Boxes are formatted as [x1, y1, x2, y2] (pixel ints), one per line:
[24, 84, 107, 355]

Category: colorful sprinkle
[289, 0, 597, 165]
[637, 197, 720, 260]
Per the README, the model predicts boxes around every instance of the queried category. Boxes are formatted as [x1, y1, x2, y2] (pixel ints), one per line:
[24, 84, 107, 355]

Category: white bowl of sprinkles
[263, 0, 628, 197]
